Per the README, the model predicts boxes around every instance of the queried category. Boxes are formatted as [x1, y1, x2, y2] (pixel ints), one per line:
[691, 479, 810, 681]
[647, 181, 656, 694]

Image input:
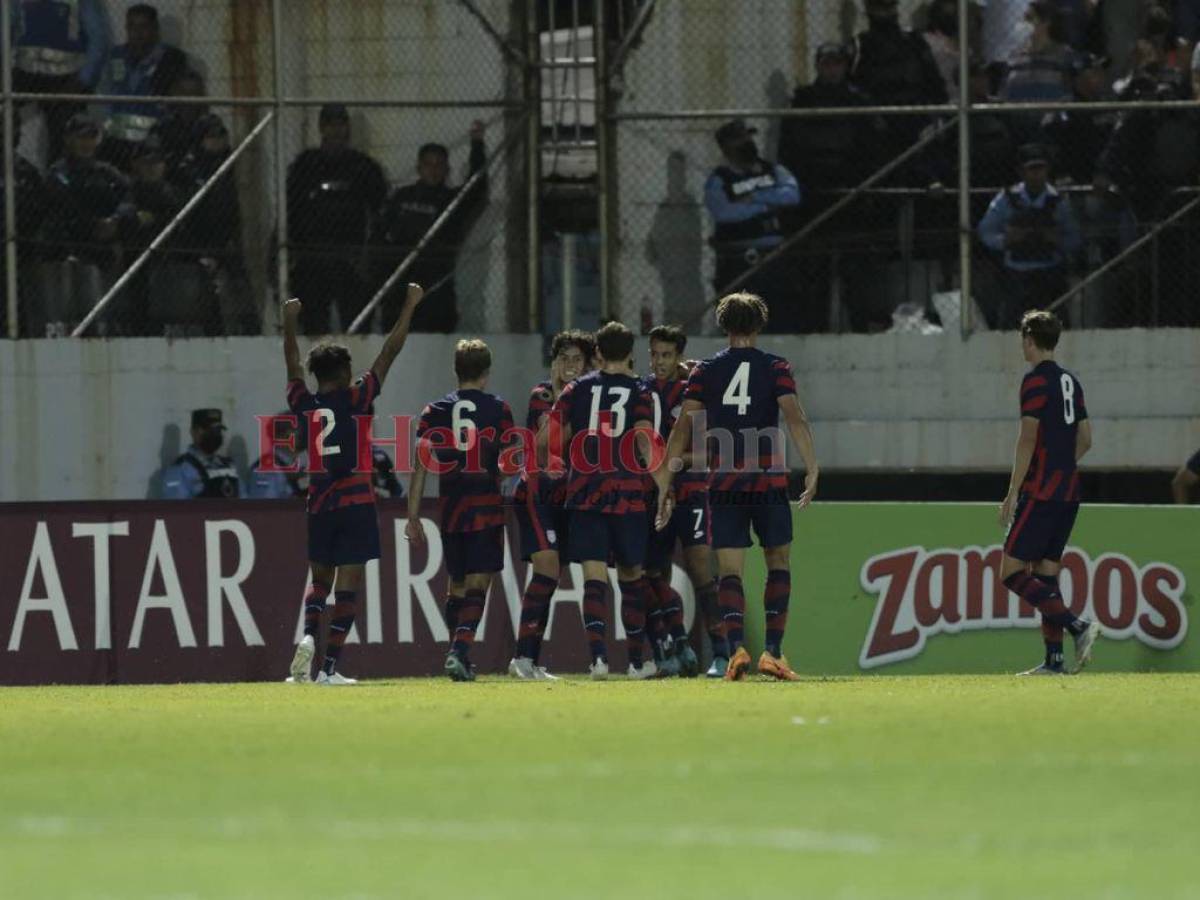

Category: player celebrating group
[282, 283, 425, 685]
[999, 310, 1101, 675]
[653, 293, 818, 682]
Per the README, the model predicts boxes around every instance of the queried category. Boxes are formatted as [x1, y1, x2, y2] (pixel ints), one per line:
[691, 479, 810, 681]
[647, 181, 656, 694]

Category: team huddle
[277, 287, 1100, 684]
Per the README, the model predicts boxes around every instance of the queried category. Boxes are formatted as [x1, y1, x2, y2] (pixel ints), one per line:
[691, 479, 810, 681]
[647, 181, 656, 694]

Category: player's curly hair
[551, 329, 595, 364]
[716, 292, 768, 336]
[595, 321, 636, 363]
[455, 338, 492, 382]
[306, 342, 352, 383]
[1020, 310, 1062, 351]
[648, 324, 687, 353]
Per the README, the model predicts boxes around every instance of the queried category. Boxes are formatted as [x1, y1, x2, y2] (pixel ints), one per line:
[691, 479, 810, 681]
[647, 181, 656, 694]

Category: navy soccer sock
[322, 590, 357, 675]
[302, 581, 330, 641]
[516, 573, 557, 661]
[1004, 571, 1087, 636]
[763, 569, 791, 658]
[695, 578, 726, 658]
[718, 575, 746, 650]
[619, 579, 647, 668]
[582, 579, 609, 662]
[451, 589, 486, 660]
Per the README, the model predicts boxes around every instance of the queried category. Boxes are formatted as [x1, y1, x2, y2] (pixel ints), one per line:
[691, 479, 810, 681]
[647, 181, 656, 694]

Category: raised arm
[405, 443, 429, 545]
[371, 283, 425, 385]
[281, 298, 305, 382]
[778, 394, 819, 508]
[1000, 417, 1040, 526]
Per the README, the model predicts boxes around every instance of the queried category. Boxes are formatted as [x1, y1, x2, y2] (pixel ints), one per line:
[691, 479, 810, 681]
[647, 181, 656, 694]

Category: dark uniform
[0, 131, 47, 337]
[552, 370, 654, 567]
[514, 380, 571, 561]
[374, 137, 486, 333]
[641, 374, 708, 571]
[286, 370, 382, 566]
[285, 109, 388, 334]
[1006, 361, 1088, 563]
[684, 347, 796, 550]
[100, 39, 188, 171]
[416, 389, 515, 580]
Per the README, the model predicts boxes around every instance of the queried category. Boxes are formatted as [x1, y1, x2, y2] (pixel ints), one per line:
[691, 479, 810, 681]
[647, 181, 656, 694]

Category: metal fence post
[595, 0, 610, 321]
[526, 0, 541, 333]
[3, 0, 19, 338]
[271, 0, 289, 308]
[957, 0, 973, 339]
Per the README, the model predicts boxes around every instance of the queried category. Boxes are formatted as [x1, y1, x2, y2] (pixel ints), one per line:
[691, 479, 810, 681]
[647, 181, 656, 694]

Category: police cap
[319, 103, 350, 124]
[66, 114, 101, 138]
[191, 408, 226, 429]
[816, 42, 851, 62]
[1018, 143, 1050, 167]
[715, 118, 756, 147]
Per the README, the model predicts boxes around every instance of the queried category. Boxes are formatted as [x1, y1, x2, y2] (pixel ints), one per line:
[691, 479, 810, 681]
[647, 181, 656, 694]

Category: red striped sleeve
[684, 363, 705, 400]
[286, 379, 312, 412]
[1022, 395, 1048, 414]
[771, 359, 796, 398]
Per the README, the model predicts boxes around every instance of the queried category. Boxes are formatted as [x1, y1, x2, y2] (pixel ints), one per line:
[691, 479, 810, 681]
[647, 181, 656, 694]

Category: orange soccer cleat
[757, 651, 801, 682]
[723, 646, 752, 681]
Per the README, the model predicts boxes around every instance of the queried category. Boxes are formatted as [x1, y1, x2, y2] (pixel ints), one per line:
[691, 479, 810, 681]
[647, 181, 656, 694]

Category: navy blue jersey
[417, 389, 515, 533]
[641, 374, 707, 502]
[287, 370, 380, 514]
[552, 370, 654, 514]
[1019, 360, 1088, 502]
[514, 379, 563, 508]
[683, 347, 796, 494]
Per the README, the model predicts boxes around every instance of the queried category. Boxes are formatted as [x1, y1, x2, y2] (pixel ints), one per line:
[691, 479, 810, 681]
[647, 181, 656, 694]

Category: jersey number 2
[1061, 374, 1076, 424]
[722, 362, 752, 415]
[314, 408, 341, 457]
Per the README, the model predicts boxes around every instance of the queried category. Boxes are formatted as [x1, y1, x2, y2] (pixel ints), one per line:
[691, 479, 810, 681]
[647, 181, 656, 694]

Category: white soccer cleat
[508, 657, 537, 679]
[1017, 663, 1068, 676]
[532, 665, 560, 681]
[589, 658, 610, 681]
[288, 635, 314, 683]
[1071, 621, 1102, 673]
[315, 670, 358, 686]
[627, 660, 658, 680]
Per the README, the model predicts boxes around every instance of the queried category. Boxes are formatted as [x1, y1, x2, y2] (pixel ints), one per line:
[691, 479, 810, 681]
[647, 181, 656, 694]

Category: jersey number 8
[1061, 374, 1076, 425]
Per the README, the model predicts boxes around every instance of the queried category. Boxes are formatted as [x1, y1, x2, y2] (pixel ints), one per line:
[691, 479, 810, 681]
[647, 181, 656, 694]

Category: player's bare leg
[616, 562, 656, 679]
[757, 544, 800, 681]
[287, 562, 335, 683]
[715, 548, 751, 680]
[445, 573, 490, 682]
[581, 560, 613, 679]
[315, 564, 363, 685]
[510, 550, 560, 680]
[1001, 555, 1098, 675]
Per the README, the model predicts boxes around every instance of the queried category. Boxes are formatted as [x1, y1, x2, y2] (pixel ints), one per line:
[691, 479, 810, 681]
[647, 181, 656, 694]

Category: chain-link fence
[607, 0, 1200, 336]
[2, 0, 532, 338]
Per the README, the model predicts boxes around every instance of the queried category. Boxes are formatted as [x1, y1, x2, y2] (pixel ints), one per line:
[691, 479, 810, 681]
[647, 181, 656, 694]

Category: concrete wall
[2, 329, 1196, 502]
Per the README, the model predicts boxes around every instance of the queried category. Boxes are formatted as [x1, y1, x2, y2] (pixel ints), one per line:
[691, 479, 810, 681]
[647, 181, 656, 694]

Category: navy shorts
[709, 490, 793, 550]
[645, 494, 709, 571]
[568, 509, 648, 568]
[515, 500, 570, 561]
[444, 526, 505, 581]
[307, 504, 381, 566]
[1005, 498, 1079, 563]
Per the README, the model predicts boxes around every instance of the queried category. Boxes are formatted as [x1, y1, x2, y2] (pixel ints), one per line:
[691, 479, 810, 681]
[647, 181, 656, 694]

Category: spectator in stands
[1135, 4, 1190, 80]
[0, 114, 47, 338]
[10, 0, 112, 166]
[977, 143, 1082, 329]
[1002, 2, 1074, 105]
[40, 113, 143, 336]
[704, 119, 803, 333]
[99, 3, 188, 172]
[284, 103, 388, 334]
[162, 408, 243, 499]
[374, 120, 487, 333]
[1172, 448, 1200, 503]
[982, 0, 1033, 68]
[851, 0, 947, 182]
[153, 70, 209, 181]
[1040, 53, 1117, 185]
[126, 135, 184, 335]
[921, 0, 974, 98]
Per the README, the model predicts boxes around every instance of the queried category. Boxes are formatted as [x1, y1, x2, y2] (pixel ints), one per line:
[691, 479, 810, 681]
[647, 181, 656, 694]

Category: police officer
[11, 0, 112, 166]
[99, 3, 188, 172]
[0, 114, 47, 337]
[163, 408, 243, 499]
[40, 113, 143, 335]
[703, 119, 802, 333]
[285, 103, 388, 334]
[247, 414, 306, 500]
[977, 144, 1082, 329]
[374, 120, 487, 333]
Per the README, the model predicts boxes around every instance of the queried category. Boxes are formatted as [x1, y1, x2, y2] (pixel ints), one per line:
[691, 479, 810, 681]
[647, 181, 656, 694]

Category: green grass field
[2, 674, 1198, 899]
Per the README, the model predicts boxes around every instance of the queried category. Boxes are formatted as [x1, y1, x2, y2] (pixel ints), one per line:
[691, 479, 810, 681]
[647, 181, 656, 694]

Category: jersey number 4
[722, 361, 752, 415]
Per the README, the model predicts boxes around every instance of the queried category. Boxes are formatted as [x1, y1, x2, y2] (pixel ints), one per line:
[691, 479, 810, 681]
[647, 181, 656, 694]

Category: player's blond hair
[716, 292, 768, 336]
[455, 339, 492, 382]
[1020, 310, 1062, 351]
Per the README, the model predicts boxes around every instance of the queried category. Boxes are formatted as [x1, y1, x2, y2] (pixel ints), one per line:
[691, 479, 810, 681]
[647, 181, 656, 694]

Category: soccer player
[538, 322, 659, 680]
[509, 330, 594, 680]
[640, 325, 712, 678]
[406, 339, 515, 682]
[653, 292, 818, 682]
[1171, 449, 1200, 504]
[999, 310, 1101, 676]
[282, 283, 425, 685]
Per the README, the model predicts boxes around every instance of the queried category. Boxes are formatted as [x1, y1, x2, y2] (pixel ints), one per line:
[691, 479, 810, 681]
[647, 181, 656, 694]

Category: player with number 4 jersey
[653, 292, 819, 682]
[407, 340, 516, 682]
[281, 284, 425, 686]
[999, 310, 1100, 676]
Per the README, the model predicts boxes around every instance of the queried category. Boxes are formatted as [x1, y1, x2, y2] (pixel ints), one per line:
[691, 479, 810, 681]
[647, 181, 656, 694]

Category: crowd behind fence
[2, 0, 1200, 341]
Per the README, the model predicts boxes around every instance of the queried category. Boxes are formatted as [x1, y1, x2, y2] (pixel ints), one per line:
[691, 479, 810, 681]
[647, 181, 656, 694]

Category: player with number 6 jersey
[407, 339, 516, 682]
[280, 284, 425, 686]
[999, 310, 1100, 676]
[653, 292, 819, 682]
